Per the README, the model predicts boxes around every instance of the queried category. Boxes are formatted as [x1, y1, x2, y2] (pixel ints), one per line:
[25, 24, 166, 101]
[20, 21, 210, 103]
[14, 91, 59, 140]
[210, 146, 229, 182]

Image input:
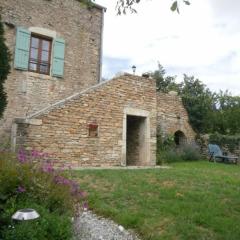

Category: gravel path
[73, 210, 141, 240]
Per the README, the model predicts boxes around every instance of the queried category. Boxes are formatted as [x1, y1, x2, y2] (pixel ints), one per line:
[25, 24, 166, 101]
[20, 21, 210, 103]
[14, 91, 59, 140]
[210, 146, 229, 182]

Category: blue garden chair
[208, 144, 238, 164]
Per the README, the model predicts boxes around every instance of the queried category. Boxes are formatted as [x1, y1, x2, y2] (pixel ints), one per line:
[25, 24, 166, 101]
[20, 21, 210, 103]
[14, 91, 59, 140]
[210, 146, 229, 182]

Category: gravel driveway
[73, 210, 141, 240]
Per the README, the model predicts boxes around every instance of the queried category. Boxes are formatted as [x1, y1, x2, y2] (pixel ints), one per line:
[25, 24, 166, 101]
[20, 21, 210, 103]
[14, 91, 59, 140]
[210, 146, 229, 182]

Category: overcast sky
[95, 0, 240, 95]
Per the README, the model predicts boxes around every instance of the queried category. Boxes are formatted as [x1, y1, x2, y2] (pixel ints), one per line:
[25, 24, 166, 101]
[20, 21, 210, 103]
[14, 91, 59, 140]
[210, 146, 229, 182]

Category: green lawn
[74, 162, 240, 240]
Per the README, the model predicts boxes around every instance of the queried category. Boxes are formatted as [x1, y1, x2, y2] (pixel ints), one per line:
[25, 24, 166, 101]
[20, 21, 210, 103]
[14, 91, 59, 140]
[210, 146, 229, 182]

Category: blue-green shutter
[52, 38, 65, 77]
[14, 27, 31, 70]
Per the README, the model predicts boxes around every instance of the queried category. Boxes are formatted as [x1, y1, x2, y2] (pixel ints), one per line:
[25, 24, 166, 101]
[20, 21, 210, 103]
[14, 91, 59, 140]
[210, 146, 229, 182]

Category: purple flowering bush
[0, 150, 87, 240]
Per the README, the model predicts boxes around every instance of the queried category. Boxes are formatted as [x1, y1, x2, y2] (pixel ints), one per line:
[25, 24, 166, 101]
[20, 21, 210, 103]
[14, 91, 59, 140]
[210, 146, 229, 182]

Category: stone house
[0, 0, 195, 167]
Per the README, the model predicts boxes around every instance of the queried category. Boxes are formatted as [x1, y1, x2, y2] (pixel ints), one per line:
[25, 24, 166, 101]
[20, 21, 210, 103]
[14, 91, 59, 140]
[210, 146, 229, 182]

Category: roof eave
[92, 2, 107, 12]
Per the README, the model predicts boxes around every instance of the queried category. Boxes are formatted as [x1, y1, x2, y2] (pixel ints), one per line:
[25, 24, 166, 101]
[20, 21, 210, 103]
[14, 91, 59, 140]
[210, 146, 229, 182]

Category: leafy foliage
[151, 65, 240, 136]
[0, 16, 11, 118]
[180, 143, 202, 161]
[157, 134, 175, 151]
[157, 134, 202, 164]
[209, 91, 240, 134]
[209, 133, 240, 153]
[76, 0, 95, 8]
[2, 201, 72, 240]
[151, 63, 178, 93]
[0, 151, 87, 239]
[116, 0, 191, 15]
[171, 0, 190, 13]
[178, 77, 240, 135]
[179, 74, 215, 133]
[158, 144, 202, 164]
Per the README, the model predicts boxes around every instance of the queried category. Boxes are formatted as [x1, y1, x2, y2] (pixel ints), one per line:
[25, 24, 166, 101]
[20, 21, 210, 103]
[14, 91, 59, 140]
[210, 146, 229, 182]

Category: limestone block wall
[14, 74, 157, 167]
[157, 91, 195, 142]
[0, 0, 104, 140]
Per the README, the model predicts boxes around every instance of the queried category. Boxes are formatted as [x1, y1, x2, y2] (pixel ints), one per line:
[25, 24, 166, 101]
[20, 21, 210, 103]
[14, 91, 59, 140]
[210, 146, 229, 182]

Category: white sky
[95, 0, 240, 95]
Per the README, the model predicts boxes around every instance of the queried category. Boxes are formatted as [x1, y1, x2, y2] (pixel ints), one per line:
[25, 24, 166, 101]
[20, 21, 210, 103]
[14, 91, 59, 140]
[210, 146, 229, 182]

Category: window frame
[28, 33, 53, 75]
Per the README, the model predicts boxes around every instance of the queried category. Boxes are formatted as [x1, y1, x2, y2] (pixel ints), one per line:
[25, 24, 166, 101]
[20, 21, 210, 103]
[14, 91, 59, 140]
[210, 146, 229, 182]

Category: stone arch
[174, 130, 187, 146]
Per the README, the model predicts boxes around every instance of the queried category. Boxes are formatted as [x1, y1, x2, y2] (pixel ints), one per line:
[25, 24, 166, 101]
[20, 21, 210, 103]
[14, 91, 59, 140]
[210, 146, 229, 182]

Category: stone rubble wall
[156, 91, 195, 142]
[0, 0, 103, 142]
[15, 74, 157, 167]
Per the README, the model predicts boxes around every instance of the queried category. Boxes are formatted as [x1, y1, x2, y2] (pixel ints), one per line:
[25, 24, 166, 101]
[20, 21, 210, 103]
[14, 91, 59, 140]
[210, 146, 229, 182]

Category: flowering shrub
[180, 143, 202, 161]
[0, 150, 86, 240]
[157, 143, 203, 164]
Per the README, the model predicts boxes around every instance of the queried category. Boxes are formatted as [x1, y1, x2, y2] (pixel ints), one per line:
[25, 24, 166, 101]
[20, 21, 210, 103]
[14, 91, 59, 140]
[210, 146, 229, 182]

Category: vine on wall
[0, 15, 11, 119]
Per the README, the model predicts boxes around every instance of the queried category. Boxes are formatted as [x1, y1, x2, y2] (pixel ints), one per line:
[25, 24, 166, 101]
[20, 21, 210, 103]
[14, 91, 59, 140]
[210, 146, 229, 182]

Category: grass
[73, 161, 240, 240]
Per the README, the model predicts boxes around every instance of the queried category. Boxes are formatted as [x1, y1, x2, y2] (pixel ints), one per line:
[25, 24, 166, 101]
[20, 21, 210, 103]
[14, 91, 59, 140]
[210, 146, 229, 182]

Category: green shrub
[157, 149, 182, 164]
[180, 144, 202, 161]
[0, 136, 11, 151]
[157, 134, 175, 151]
[1, 201, 72, 240]
[0, 154, 74, 214]
[0, 16, 11, 118]
[0, 150, 86, 239]
[157, 143, 202, 164]
[209, 133, 240, 153]
[157, 134, 178, 164]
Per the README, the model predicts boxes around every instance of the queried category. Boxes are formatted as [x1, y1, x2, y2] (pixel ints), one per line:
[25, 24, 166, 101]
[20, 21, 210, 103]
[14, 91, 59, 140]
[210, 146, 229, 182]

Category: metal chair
[208, 144, 238, 164]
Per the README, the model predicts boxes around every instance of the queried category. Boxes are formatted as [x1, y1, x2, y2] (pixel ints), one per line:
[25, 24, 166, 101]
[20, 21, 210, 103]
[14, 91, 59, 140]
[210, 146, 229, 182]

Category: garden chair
[208, 144, 238, 164]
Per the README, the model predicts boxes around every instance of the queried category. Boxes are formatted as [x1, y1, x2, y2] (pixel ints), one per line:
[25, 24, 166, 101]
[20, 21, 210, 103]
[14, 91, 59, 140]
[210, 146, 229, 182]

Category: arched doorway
[174, 130, 187, 146]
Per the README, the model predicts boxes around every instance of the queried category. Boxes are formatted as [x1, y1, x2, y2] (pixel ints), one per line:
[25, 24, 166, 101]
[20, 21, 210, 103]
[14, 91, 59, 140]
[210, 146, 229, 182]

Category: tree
[211, 91, 240, 134]
[150, 66, 214, 133]
[151, 64, 240, 135]
[0, 16, 11, 119]
[151, 63, 178, 93]
[178, 74, 215, 134]
[178, 78, 240, 135]
[116, 0, 191, 15]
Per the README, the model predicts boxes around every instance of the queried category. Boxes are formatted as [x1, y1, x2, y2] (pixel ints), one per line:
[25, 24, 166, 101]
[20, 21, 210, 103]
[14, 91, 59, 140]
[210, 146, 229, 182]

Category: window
[29, 35, 52, 75]
[14, 27, 65, 78]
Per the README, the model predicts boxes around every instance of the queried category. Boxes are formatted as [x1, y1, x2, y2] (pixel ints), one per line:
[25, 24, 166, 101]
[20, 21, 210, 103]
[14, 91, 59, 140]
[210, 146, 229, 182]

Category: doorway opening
[174, 130, 187, 146]
[126, 115, 147, 166]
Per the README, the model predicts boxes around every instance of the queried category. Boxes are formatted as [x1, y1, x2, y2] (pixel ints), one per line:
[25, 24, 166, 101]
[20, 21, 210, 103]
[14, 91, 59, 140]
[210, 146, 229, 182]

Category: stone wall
[14, 74, 157, 167]
[156, 91, 195, 142]
[0, 0, 104, 142]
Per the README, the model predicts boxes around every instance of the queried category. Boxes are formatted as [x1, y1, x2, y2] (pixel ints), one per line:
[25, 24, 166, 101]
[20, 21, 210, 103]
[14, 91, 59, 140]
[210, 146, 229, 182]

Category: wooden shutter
[14, 27, 31, 70]
[52, 38, 65, 77]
